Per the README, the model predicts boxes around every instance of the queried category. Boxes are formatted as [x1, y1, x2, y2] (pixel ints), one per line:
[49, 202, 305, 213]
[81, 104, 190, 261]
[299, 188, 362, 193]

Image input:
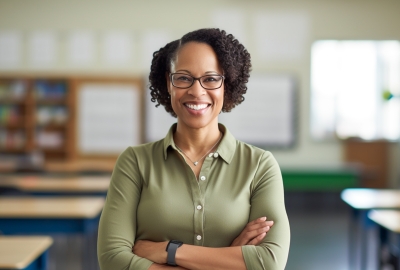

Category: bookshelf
[0, 76, 74, 160]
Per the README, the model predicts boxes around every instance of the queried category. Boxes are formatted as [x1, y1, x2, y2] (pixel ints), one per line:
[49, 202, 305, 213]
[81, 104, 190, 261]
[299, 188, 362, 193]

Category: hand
[132, 240, 168, 264]
[230, 217, 274, 246]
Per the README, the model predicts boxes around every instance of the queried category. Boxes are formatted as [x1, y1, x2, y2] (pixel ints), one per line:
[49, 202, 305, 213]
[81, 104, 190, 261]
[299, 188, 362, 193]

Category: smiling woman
[97, 28, 290, 270]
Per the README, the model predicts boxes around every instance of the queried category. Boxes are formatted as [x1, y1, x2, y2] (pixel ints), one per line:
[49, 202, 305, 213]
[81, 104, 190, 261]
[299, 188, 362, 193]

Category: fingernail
[259, 217, 266, 221]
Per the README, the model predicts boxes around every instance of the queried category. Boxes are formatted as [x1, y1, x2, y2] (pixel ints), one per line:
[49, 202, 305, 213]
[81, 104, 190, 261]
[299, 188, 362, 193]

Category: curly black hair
[149, 28, 252, 117]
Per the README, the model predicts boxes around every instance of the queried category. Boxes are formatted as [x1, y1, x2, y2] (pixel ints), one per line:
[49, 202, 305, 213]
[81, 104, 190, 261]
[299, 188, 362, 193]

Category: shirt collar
[163, 123, 236, 164]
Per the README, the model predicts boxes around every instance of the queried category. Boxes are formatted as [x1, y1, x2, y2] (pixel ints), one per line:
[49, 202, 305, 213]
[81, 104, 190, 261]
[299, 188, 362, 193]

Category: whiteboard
[78, 83, 141, 154]
[219, 74, 295, 147]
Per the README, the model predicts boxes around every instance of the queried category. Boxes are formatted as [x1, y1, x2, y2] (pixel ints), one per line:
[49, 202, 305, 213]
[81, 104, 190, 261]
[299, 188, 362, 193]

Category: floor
[47, 191, 389, 270]
[285, 192, 352, 270]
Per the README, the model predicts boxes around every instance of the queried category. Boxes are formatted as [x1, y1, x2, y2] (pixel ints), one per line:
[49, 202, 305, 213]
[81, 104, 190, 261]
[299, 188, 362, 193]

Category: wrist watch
[166, 240, 183, 266]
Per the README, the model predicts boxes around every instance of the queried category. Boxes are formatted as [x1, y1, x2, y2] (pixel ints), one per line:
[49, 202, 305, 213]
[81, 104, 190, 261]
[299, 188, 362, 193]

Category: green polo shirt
[97, 124, 290, 270]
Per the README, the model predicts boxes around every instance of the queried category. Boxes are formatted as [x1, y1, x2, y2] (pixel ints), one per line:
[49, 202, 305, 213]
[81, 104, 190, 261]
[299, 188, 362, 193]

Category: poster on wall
[101, 31, 134, 66]
[28, 31, 58, 67]
[0, 31, 22, 69]
[67, 31, 96, 66]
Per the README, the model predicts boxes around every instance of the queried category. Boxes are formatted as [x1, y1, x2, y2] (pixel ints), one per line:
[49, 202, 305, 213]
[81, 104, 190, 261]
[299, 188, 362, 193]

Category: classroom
[1, 0, 400, 269]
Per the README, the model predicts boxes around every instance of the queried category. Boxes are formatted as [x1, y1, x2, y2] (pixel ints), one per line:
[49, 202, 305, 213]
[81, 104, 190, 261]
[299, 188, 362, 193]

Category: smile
[184, 103, 210, 111]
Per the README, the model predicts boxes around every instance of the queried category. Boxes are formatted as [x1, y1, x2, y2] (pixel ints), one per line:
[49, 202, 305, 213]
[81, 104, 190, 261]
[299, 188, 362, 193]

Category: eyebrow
[175, 69, 220, 75]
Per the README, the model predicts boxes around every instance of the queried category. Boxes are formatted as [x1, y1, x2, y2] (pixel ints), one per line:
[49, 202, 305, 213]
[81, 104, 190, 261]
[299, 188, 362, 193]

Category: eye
[174, 74, 192, 82]
[202, 76, 221, 82]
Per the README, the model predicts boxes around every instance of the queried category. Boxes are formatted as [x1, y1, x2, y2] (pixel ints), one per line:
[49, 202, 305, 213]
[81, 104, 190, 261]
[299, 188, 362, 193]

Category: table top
[368, 210, 400, 233]
[0, 197, 105, 218]
[0, 236, 53, 269]
[341, 188, 400, 209]
[0, 175, 110, 192]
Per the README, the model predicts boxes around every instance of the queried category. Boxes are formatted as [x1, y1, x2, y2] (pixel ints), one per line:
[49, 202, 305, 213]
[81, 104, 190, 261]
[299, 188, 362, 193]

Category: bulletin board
[74, 78, 143, 156]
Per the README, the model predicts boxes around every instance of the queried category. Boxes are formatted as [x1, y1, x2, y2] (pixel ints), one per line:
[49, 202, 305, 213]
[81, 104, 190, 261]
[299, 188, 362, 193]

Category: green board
[281, 167, 360, 191]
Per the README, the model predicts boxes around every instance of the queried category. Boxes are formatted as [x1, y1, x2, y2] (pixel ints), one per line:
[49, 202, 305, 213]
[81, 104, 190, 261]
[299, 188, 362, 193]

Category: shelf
[36, 123, 68, 130]
[35, 99, 67, 105]
[39, 147, 66, 153]
[0, 122, 26, 129]
[0, 99, 26, 105]
[0, 147, 27, 153]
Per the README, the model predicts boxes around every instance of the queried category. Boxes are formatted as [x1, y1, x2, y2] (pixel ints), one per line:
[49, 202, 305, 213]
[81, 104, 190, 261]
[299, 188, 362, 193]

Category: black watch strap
[166, 240, 183, 266]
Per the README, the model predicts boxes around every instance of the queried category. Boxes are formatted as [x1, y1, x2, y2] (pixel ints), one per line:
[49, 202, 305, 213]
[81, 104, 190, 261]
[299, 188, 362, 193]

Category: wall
[1, 0, 400, 186]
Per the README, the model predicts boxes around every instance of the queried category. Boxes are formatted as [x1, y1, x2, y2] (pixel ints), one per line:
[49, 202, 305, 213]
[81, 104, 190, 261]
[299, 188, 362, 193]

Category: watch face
[166, 240, 183, 252]
[170, 240, 182, 245]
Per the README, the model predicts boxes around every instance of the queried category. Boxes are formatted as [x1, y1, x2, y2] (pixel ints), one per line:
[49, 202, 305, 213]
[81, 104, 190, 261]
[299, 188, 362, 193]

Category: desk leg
[350, 209, 369, 270]
[397, 234, 400, 270]
[360, 209, 378, 270]
[360, 210, 368, 270]
[377, 225, 389, 269]
[349, 208, 358, 270]
[83, 218, 100, 270]
[40, 250, 49, 270]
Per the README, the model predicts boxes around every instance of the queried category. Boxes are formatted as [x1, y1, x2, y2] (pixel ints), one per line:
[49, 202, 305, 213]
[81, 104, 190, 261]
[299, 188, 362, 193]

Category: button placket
[193, 156, 213, 245]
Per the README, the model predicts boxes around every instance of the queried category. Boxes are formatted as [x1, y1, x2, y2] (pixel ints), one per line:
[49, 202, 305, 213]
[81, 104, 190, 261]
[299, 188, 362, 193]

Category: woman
[98, 28, 290, 270]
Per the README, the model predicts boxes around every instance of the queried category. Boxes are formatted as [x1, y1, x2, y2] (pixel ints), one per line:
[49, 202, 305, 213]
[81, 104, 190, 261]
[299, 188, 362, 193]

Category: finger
[245, 220, 274, 233]
[242, 224, 272, 241]
[247, 232, 267, 245]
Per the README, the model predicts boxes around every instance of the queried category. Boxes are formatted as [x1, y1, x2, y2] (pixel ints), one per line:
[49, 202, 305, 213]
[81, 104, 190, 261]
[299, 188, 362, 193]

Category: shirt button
[213, 152, 219, 158]
[196, 235, 202, 240]
[208, 153, 213, 157]
[196, 205, 202, 210]
[200, 176, 206, 181]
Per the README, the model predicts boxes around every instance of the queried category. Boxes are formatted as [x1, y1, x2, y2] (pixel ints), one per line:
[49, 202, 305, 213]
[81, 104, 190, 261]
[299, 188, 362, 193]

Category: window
[310, 40, 400, 140]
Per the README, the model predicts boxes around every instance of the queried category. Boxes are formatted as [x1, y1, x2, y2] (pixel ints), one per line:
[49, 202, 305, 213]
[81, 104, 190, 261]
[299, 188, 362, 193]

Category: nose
[187, 79, 206, 98]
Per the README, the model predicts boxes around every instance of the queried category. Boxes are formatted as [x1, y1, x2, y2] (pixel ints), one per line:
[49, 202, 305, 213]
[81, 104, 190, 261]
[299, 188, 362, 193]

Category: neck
[173, 122, 221, 154]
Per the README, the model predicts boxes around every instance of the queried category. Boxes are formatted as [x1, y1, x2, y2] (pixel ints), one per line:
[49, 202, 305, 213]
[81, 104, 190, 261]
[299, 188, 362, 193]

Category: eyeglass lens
[171, 74, 223, 89]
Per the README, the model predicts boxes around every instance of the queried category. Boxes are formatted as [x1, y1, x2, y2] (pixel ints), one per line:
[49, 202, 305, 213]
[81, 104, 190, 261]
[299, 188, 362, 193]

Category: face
[167, 42, 224, 131]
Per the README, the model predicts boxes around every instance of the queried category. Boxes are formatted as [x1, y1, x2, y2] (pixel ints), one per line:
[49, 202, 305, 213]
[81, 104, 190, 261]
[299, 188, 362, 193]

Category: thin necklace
[175, 132, 222, 166]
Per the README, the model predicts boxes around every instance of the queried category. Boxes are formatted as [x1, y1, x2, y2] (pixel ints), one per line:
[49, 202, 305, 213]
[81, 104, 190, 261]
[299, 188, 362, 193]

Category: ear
[166, 73, 171, 95]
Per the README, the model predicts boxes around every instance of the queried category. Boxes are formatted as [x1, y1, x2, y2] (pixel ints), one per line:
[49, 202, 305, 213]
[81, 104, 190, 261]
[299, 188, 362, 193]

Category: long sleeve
[97, 147, 153, 270]
[241, 151, 291, 270]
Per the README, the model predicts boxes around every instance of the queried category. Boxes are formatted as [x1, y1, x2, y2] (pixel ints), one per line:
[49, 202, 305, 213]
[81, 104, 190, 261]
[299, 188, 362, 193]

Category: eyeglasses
[170, 73, 225, 90]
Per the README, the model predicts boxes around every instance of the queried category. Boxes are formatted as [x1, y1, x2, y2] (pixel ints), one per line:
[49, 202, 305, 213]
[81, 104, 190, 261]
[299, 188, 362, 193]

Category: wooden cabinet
[343, 139, 390, 188]
[0, 77, 74, 160]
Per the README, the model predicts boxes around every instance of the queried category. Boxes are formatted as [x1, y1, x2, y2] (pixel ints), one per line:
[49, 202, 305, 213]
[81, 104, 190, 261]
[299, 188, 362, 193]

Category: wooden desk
[0, 197, 104, 218]
[368, 210, 400, 269]
[0, 175, 110, 195]
[341, 189, 400, 209]
[0, 236, 53, 270]
[0, 197, 105, 270]
[369, 210, 400, 233]
[341, 188, 400, 270]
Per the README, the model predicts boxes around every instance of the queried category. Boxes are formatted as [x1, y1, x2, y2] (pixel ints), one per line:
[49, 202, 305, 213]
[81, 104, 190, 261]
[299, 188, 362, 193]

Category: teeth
[185, 104, 208, 110]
